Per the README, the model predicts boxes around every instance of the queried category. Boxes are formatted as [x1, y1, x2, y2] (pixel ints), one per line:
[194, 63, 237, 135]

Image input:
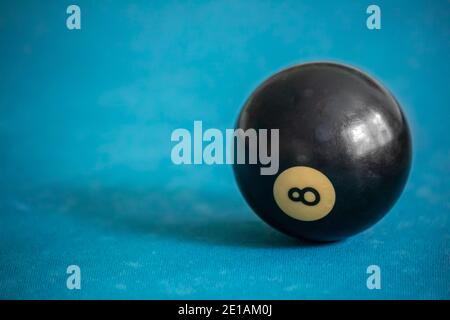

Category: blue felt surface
[0, 0, 449, 299]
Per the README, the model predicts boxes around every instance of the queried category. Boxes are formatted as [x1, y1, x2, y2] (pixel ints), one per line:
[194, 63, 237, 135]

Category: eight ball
[233, 62, 412, 242]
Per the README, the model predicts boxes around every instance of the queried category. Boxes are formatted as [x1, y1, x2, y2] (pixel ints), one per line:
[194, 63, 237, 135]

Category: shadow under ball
[233, 62, 412, 242]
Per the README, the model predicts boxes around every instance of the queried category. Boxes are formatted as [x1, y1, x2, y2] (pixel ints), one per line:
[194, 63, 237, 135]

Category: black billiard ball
[233, 62, 412, 242]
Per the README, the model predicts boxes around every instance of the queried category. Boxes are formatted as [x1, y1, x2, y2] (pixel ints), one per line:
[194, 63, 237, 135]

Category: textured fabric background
[0, 0, 449, 299]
